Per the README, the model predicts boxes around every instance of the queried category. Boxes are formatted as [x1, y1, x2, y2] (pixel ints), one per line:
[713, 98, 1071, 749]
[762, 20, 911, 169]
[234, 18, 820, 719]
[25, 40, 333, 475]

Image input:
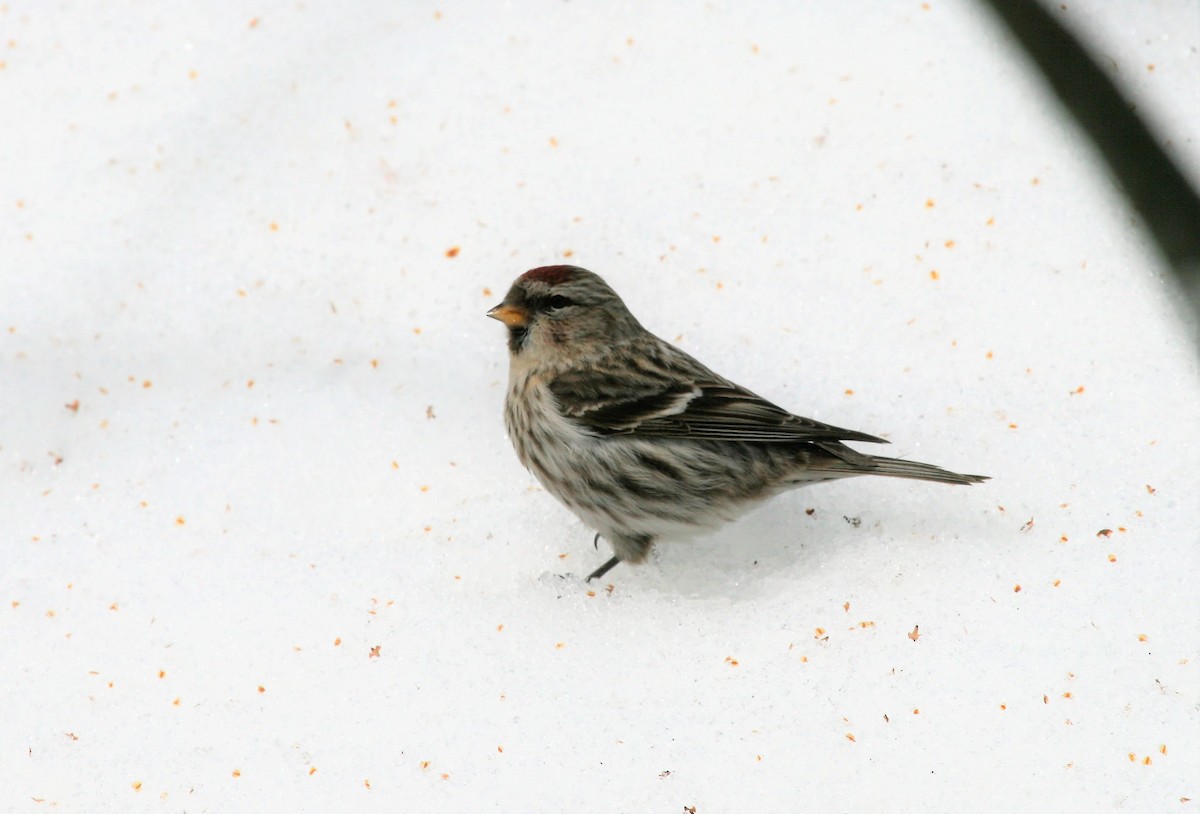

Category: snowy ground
[2, 2, 1198, 812]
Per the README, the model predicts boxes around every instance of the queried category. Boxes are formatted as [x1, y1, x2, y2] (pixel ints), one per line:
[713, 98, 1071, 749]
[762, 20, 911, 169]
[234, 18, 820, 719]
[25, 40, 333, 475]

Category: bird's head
[488, 266, 643, 364]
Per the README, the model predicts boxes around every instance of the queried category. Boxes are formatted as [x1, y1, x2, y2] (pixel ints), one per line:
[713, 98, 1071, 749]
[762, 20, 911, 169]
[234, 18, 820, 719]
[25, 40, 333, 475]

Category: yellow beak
[487, 304, 529, 328]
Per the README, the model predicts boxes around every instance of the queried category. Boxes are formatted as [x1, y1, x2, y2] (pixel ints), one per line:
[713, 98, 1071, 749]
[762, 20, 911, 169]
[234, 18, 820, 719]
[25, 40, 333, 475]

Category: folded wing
[548, 362, 887, 446]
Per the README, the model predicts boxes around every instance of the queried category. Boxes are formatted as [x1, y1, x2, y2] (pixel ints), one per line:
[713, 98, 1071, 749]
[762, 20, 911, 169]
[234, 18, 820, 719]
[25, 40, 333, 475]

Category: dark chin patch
[507, 326, 529, 353]
[519, 265, 581, 286]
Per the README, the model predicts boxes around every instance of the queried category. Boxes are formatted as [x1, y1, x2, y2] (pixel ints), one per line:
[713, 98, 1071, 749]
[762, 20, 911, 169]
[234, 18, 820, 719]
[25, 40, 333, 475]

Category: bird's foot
[585, 556, 620, 582]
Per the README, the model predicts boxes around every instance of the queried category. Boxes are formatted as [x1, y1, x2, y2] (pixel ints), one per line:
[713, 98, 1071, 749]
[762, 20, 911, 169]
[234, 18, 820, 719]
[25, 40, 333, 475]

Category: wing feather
[547, 348, 887, 446]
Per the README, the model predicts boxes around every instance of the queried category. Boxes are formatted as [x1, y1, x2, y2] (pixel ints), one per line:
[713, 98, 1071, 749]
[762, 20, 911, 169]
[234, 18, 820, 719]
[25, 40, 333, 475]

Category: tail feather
[861, 454, 989, 485]
[809, 441, 988, 486]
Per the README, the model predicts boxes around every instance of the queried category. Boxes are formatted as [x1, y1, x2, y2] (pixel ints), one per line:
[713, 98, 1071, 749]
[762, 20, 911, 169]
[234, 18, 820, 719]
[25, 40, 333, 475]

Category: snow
[2, 1, 1198, 811]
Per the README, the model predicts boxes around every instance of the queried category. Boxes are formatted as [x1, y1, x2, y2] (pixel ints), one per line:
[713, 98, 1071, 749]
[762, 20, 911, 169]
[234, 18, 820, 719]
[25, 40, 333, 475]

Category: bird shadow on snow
[532, 479, 991, 603]
[529, 514, 822, 603]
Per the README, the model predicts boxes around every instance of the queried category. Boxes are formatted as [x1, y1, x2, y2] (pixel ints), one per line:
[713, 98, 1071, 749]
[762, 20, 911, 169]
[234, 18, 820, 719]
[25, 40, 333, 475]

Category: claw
[585, 556, 620, 582]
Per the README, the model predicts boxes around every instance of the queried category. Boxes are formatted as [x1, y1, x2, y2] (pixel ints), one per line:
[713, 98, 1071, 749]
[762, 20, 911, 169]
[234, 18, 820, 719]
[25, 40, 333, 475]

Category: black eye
[548, 295, 573, 310]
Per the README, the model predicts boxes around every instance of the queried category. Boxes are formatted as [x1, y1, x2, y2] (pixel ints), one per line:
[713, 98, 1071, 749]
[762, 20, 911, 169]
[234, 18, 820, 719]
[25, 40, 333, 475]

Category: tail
[809, 441, 988, 485]
[862, 454, 989, 486]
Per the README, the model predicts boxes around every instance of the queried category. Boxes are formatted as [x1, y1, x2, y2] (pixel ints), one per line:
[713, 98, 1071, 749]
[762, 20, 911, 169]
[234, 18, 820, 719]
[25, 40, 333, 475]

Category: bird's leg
[586, 556, 620, 583]
[593, 532, 601, 550]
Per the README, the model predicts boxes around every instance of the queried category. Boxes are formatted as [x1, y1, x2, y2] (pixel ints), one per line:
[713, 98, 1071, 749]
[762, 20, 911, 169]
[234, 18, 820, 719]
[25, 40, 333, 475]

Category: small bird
[488, 265, 987, 581]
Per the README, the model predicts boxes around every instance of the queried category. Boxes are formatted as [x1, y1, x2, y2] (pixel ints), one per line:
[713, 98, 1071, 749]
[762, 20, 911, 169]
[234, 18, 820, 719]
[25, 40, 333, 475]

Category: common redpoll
[488, 265, 987, 581]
